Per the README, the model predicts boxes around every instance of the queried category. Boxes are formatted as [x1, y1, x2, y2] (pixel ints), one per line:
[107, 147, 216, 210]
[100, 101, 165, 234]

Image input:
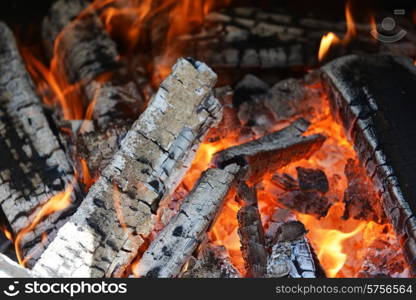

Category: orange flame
[14, 185, 74, 266]
[318, 1, 358, 62]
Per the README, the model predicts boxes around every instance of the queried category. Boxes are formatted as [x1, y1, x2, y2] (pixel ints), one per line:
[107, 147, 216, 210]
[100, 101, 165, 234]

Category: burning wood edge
[0, 253, 32, 278]
[32, 58, 221, 278]
[135, 164, 242, 278]
[213, 118, 327, 182]
[321, 54, 416, 275]
[236, 182, 268, 278]
[43, 0, 144, 127]
[0, 22, 77, 265]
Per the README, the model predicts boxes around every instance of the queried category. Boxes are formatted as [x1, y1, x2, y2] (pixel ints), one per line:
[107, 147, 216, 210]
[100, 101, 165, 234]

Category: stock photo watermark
[371, 9, 408, 43]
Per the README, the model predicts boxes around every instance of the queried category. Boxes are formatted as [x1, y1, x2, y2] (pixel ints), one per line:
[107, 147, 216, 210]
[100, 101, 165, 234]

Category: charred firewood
[214, 118, 326, 182]
[296, 167, 329, 194]
[236, 182, 268, 278]
[0, 253, 32, 278]
[322, 54, 416, 275]
[32, 58, 222, 278]
[41, 0, 89, 58]
[180, 243, 240, 278]
[0, 22, 78, 265]
[136, 164, 242, 278]
[342, 159, 385, 222]
[42, 0, 145, 128]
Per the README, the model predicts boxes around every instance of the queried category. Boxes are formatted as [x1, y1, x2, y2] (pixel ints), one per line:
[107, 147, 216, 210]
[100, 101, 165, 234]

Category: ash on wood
[0, 22, 77, 265]
[214, 118, 326, 182]
[236, 182, 268, 278]
[322, 54, 416, 275]
[180, 243, 240, 278]
[0, 253, 32, 278]
[32, 58, 222, 278]
[136, 164, 241, 278]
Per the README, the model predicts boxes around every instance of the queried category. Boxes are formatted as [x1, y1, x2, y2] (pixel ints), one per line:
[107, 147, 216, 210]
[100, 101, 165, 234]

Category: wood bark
[32, 58, 222, 278]
[236, 182, 268, 278]
[136, 164, 242, 278]
[0, 22, 77, 265]
[321, 54, 416, 275]
[214, 118, 326, 182]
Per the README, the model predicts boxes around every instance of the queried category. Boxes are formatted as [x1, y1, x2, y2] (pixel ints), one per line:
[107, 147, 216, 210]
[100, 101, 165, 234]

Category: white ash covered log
[214, 118, 326, 182]
[32, 58, 222, 278]
[0, 253, 32, 278]
[42, 0, 145, 127]
[236, 182, 268, 278]
[321, 54, 416, 275]
[136, 164, 242, 278]
[0, 22, 77, 265]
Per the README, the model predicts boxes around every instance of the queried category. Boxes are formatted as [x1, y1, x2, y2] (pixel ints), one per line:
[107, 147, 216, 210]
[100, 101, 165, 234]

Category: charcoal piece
[296, 167, 329, 193]
[278, 190, 331, 218]
[273, 221, 307, 243]
[342, 159, 384, 222]
[272, 173, 299, 191]
[233, 74, 269, 108]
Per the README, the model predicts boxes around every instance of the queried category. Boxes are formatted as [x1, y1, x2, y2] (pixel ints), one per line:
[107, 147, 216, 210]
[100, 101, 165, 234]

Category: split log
[0, 22, 77, 265]
[321, 54, 416, 275]
[0, 253, 32, 278]
[42, 0, 145, 128]
[135, 164, 242, 278]
[180, 242, 240, 278]
[32, 58, 222, 278]
[236, 182, 268, 278]
[214, 118, 326, 182]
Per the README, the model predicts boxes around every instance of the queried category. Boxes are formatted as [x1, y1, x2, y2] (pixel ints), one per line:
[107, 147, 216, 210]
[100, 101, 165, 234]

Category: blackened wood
[32, 58, 222, 278]
[296, 167, 329, 194]
[322, 54, 416, 274]
[236, 182, 267, 278]
[136, 164, 241, 278]
[0, 22, 77, 265]
[214, 118, 326, 182]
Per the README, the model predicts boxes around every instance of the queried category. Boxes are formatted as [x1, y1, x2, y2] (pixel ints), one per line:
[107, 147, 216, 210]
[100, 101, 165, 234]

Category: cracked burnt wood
[321, 54, 416, 275]
[184, 7, 416, 72]
[0, 253, 32, 278]
[0, 22, 77, 266]
[236, 182, 267, 278]
[32, 58, 222, 278]
[136, 164, 242, 278]
[214, 118, 326, 182]
[42, 0, 145, 128]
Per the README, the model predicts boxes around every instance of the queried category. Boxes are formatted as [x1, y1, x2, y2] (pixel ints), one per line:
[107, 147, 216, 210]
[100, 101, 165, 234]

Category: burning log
[180, 243, 240, 278]
[42, 0, 145, 127]
[136, 164, 242, 278]
[214, 118, 326, 182]
[0, 22, 77, 265]
[236, 182, 268, 278]
[32, 58, 222, 277]
[0, 253, 32, 278]
[322, 54, 416, 275]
